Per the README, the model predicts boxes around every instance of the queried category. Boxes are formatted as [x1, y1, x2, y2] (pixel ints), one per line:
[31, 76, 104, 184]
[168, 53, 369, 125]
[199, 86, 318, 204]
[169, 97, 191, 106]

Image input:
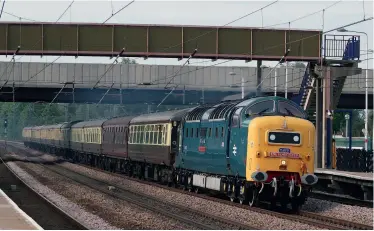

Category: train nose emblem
[282, 119, 288, 129]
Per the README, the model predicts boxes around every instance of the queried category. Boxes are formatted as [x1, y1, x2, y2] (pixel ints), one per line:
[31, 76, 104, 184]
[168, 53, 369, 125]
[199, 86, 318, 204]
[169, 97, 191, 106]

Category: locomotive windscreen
[268, 131, 301, 145]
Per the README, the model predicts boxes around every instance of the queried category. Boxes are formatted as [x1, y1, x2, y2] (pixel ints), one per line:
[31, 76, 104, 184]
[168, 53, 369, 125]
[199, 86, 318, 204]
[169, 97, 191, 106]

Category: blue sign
[279, 148, 290, 153]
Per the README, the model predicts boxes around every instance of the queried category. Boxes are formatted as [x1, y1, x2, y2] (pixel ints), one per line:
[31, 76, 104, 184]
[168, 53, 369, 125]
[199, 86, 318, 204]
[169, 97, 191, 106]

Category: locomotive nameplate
[268, 152, 301, 159]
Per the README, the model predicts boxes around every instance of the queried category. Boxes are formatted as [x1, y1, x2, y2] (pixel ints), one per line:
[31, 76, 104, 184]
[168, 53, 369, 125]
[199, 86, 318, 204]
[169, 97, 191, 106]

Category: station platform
[315, 168, 373, 200]
[0, 189, 43, 230]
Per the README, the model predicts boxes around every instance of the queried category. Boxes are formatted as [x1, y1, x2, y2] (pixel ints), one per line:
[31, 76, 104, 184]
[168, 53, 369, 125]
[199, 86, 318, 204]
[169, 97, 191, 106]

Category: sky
[0, 0, 373, 69]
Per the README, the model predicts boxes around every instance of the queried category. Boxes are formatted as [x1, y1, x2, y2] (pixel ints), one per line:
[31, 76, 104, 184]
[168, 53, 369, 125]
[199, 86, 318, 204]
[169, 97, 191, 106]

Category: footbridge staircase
[295, 35, 361, 124]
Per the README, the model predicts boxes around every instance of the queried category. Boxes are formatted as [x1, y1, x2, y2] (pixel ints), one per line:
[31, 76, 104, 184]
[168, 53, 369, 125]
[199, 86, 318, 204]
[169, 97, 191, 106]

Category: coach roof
[130, 108, 193, 124]
[103, 116, 135, 126]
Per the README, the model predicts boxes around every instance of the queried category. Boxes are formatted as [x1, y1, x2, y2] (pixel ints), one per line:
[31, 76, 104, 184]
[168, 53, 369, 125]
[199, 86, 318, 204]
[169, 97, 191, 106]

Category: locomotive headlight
[281, 160, 286, 166]
[293, 135, 300, 142]
[269, 134, 276, 141]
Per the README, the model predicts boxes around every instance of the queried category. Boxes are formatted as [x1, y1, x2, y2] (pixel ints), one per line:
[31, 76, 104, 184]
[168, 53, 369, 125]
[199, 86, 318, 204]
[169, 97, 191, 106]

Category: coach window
[156, 125, 162, 144]
[144, 125, 149, 143]
[133, 126, 137, 144]
[150, 125, 154, 144]
[196, 127, 199, 137]
[129, 127, 132, 143]
[137, 126, 141, 144]
[215, 127, 219, 138]
[185, 127, 189, 138]
[162, 125, 166, 145]
[139, 126, 144, 144]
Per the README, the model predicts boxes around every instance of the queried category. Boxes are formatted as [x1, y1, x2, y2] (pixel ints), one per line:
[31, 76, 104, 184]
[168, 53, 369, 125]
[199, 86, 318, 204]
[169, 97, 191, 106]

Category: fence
[336, 148, 373, 172]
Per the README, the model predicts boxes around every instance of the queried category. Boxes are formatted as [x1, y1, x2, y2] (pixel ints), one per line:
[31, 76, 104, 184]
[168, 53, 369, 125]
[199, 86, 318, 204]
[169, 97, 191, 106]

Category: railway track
[3, 141, 373, 230]
[0, 157, 88, 230]
[309, 191, 373, 208]
[39, 163, 257, 230]
[71, 162, 373, 230]
[97, 167, 373, 229]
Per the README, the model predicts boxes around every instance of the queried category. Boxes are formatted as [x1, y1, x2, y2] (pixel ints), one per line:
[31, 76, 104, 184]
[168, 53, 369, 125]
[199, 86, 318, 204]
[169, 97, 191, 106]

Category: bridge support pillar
[317, 62, 362, 169]
[316, 77, 323, 168]
[256, 60, 262, 96]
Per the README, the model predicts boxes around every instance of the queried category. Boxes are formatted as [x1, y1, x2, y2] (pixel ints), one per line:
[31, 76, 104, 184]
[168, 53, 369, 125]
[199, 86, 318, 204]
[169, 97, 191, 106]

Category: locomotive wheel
[291, 199, 301, 214]
[249, 187, 259, 207]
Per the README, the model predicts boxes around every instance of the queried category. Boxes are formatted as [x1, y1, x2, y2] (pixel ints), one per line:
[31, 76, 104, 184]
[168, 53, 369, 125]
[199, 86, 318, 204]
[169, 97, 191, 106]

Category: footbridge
[0, 61, 370, 108]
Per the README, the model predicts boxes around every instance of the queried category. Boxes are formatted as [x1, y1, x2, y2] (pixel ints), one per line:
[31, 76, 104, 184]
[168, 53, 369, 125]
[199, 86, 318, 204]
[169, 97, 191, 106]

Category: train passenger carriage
[48, 124, 65, 152]
[30, 126, 43, 149]
[102, 116, 134, 159]
[81, 119, 106, 154]
[128, 108, 192, 166]
[70, 121, 87, 153]
[22, 127, 32, 147]
[127, 108, 192, 182]
[61, 121, 82, 151]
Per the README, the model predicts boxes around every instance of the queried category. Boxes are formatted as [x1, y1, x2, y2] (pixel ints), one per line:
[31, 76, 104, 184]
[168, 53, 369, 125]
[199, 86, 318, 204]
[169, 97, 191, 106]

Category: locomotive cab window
[278, 101, 306, 118]
[245, 100, 275, 117]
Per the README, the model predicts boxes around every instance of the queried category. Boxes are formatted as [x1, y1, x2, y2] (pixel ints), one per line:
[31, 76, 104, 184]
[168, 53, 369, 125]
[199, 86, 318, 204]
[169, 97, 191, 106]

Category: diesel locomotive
[22, 96, 318, 211]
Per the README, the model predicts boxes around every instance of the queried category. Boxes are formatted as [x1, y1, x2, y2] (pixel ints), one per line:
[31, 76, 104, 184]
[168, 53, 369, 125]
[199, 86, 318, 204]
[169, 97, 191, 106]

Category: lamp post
[337, 28, 369, 151]
[229, 71, 244, 99]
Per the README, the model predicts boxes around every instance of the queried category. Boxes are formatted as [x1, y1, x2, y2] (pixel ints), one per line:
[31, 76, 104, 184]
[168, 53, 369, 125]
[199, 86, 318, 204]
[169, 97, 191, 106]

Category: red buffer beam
[0, 22, 322, 61]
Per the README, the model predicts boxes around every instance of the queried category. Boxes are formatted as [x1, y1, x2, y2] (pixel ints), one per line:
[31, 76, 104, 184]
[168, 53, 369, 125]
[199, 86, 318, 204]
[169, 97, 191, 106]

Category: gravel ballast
[7, 162, 118, 230]
[302, 198, 373, 226]
[59, 162, 321, 230]
[8, 162, 192, 230]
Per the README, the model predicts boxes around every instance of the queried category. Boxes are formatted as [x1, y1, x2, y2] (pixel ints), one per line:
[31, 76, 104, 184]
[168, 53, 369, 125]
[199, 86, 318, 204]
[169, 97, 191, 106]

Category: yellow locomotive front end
[246, 115, 318, 209]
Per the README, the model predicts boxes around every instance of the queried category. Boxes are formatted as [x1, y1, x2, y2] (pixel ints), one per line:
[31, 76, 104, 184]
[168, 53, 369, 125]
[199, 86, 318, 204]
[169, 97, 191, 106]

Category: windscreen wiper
[252, 108, 270, 116]
[284, 108, 294, 116]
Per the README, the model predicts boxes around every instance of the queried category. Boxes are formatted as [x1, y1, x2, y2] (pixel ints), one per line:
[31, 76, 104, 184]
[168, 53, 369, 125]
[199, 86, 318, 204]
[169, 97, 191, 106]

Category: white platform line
[0, 189, 44, 230]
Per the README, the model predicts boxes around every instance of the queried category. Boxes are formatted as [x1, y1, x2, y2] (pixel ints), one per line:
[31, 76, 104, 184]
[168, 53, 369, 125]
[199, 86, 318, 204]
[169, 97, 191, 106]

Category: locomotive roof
[130, 108, 193, 124]
[103, 116, 135, 126]
[185, 96, 303, 121]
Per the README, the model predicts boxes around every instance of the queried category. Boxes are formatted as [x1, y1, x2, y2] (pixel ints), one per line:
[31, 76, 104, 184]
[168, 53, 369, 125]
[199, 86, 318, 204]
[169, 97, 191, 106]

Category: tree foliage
[121, 58, 137, 64]
[333, 110, 366, 137]
[0, 102, 189, 140]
